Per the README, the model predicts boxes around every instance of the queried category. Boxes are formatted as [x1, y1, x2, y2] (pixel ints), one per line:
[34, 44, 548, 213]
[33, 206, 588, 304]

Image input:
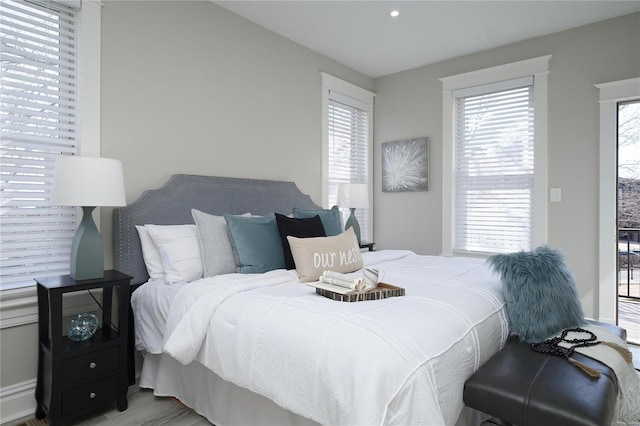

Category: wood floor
[16, 386, 211, 426]
[12, 388, 506, 426]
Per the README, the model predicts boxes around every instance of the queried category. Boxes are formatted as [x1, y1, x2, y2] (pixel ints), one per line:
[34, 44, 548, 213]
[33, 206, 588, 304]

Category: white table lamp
[52, 156, 126, 280]
[337, 183, 369, 245]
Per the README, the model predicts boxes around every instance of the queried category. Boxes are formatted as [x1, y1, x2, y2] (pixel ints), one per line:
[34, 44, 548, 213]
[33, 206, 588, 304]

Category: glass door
[617, 100, 640, 344]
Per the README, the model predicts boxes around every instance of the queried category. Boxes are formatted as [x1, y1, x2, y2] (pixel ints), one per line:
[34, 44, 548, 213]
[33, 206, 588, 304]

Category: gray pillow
[191, 209, 240, 277]
[293, 206, 342, 236]
[224, 213, 286, 273]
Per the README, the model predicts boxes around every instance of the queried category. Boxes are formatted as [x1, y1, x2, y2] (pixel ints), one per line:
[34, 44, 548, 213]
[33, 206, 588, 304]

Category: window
[1, 0, 81, 289]
[321, 73, 374, 242]
[440, 56, 551, 256]
[454, 77, 534, 253]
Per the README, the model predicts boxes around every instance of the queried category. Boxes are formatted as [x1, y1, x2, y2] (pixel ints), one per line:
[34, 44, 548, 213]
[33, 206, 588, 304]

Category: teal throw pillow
[293, 206, 342, 236]
[224, 213, 285, 273]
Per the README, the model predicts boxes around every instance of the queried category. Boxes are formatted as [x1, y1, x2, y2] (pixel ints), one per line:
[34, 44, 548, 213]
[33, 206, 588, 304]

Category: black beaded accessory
[530, 327, 603, 378]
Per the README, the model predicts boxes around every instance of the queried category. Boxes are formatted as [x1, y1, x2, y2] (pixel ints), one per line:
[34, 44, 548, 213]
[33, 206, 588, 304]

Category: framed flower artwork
[382, 137, 429, 192]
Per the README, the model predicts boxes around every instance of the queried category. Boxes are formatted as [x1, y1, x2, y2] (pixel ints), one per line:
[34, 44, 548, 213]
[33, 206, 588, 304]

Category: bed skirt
[138, 352, 490, 426]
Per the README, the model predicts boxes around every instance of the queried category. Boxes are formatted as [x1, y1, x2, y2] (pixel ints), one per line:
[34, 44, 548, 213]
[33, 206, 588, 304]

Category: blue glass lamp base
[345, 207, 362, 245]
[70, 206, 104, 281]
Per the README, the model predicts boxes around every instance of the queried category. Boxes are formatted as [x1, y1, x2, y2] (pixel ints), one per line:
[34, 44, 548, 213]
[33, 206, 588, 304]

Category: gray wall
[373, 13, 640, 318]
[99, 0, 373, 269]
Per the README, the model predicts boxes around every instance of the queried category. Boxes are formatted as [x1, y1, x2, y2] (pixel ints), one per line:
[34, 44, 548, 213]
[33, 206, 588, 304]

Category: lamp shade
[52, 156, 126, 207]
[51, 156, 126, 280]
[337, 183, 369, 208]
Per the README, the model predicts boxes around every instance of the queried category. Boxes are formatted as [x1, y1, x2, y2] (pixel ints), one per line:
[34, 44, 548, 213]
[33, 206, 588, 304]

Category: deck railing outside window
[618, 228, 640, 300]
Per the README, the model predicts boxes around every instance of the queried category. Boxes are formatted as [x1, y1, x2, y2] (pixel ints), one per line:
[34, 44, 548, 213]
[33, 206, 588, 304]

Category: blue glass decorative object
[67, 313, 99, 342]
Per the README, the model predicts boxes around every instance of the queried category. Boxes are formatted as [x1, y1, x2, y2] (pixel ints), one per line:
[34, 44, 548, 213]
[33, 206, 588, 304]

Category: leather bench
[463, 321, 626, 426]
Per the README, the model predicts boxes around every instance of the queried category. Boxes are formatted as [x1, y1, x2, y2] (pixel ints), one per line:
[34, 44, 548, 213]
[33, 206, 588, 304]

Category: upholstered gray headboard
[113, 174, 321, 285]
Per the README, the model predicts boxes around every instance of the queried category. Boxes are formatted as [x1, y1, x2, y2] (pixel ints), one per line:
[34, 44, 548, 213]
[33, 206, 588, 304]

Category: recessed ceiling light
[389, 10, 400, 18]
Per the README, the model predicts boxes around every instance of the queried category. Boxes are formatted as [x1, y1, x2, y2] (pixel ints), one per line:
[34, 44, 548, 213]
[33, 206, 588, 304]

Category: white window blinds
[1, 0, 79, 289]
[327, 92, 370, 241]
[453, 77, 534, 254]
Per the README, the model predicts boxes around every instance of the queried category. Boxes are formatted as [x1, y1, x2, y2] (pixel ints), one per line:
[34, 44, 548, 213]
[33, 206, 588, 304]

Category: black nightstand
[360, 242, 375, 252]
[35, 270, 132, 426]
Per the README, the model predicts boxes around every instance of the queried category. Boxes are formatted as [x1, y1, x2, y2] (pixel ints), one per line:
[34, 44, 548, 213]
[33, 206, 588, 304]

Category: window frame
[321, 73, 375, 241]
[440, 55, 551, 256]
[0, 0, 101, 327]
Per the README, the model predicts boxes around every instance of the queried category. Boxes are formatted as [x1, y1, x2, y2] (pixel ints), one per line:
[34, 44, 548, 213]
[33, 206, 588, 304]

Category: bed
[113, 174, 509, 426]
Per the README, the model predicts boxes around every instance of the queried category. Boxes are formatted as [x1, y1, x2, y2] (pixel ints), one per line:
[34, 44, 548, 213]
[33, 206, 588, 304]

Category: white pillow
[145, 224, 202, 284]
[135, 225, 165, 280]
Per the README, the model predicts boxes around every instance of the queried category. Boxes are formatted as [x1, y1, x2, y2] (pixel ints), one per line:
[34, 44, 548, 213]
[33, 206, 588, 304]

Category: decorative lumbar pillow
[293, 206, 342, 236]
[192, 209, 251, 277]
[145, 224, 202, 284]
[486, 245, 585, 343]
[225, 213, 286, 273]
[275, 213, 327, 270]
[135, 225, 165, 280]
[287, 227, 363, 282]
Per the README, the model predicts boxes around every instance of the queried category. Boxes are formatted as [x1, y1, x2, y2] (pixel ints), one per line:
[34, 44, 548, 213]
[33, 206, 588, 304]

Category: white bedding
[133, 250, 508, 425]
[131, 278, 188, 353]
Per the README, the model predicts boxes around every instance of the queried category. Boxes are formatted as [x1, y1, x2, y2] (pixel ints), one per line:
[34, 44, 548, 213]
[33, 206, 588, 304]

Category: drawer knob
[89, 392, 96, 399]
[89, 362, 96, 369]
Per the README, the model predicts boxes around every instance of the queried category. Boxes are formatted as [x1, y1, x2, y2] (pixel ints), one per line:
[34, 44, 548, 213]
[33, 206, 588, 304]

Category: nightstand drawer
[63, 346, 119, 386]
[62, 374, 118, 415]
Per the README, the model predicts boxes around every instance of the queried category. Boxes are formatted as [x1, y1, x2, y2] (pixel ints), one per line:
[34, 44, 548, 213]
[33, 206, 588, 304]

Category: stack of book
[309, 269, 405, 302]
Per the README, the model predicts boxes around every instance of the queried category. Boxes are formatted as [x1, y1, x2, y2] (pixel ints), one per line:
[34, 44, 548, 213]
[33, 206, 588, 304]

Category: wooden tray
[315, 282, 405, 302]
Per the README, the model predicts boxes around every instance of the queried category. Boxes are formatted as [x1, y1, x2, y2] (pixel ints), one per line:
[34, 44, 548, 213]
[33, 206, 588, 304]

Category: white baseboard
[594, 316, 617, 326]
[0, 379, 36, 426]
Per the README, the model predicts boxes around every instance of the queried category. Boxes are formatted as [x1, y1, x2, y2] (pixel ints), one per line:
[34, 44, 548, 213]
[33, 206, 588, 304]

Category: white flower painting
[382, 137, 429, 192]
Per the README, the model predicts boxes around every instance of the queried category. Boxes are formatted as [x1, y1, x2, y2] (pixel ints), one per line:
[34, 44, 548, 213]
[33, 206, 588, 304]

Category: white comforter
[158, 251, 508, 425]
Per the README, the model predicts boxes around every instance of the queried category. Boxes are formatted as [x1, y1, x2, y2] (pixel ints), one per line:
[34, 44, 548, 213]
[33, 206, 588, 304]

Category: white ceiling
[214, 1, 640, 78]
